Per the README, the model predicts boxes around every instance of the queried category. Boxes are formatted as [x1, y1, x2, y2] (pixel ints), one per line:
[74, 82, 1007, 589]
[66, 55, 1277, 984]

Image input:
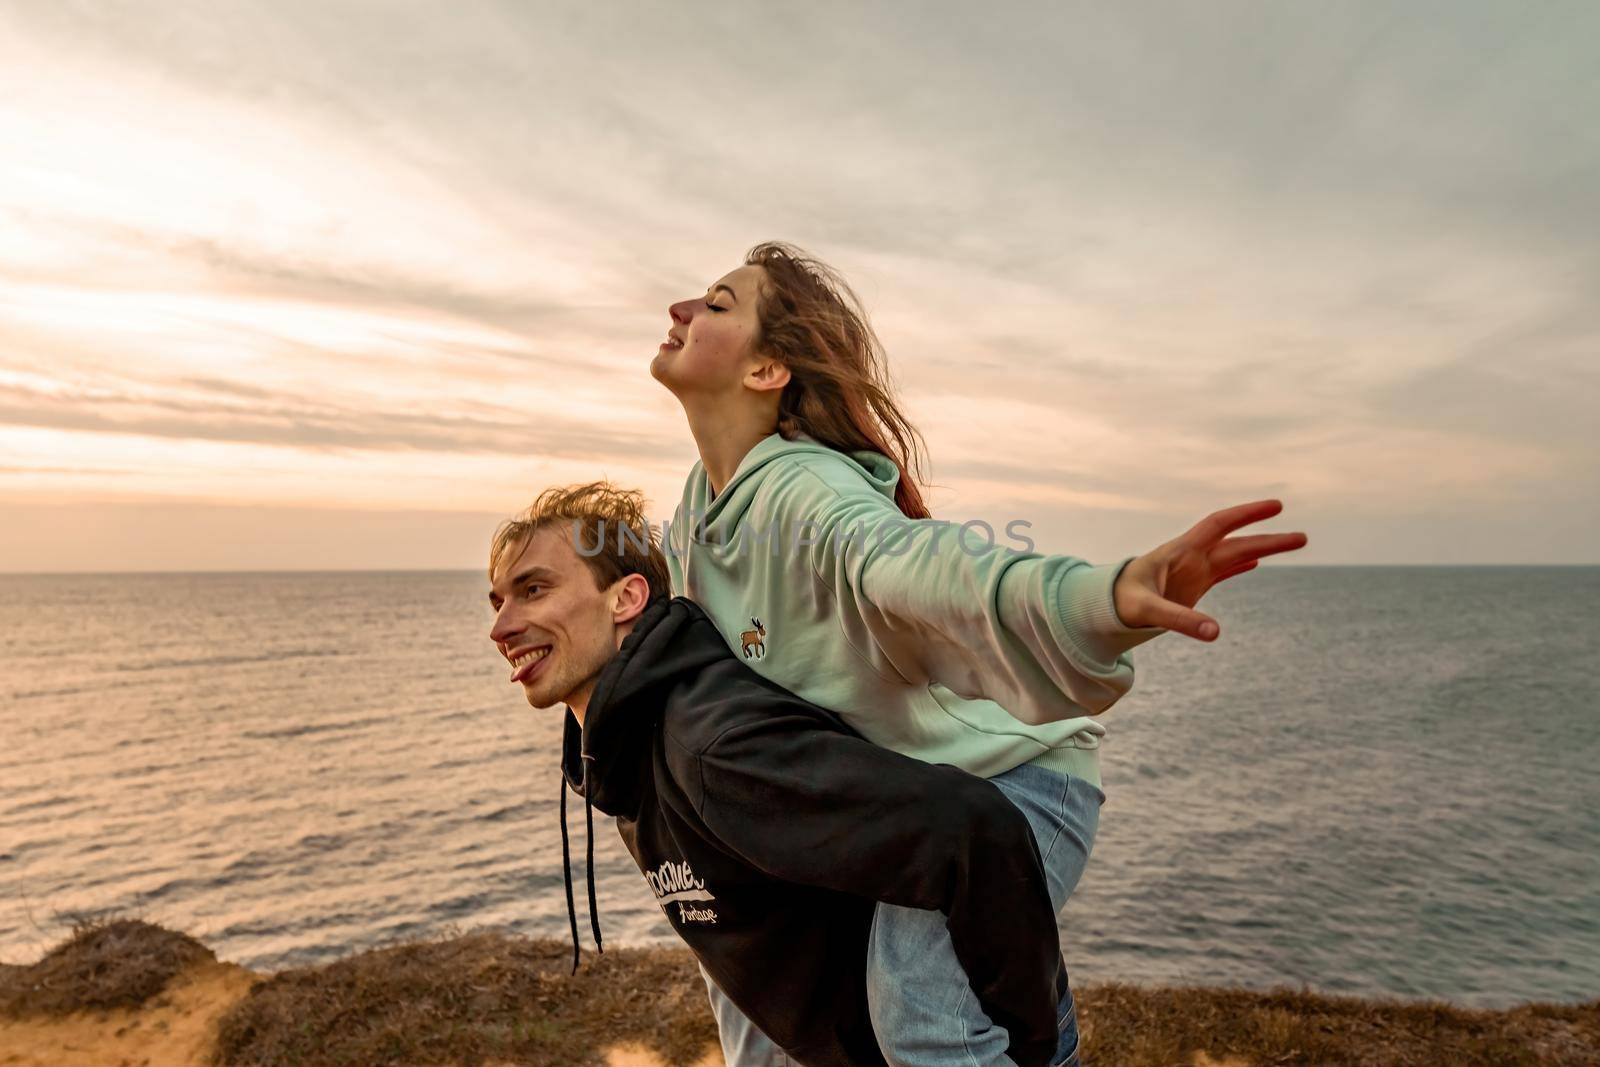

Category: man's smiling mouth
[509, 645, 551, 683]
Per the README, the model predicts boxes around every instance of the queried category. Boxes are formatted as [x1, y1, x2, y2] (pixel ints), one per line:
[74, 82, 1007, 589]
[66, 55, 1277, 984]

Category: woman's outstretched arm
[775, 456, 1304, 726]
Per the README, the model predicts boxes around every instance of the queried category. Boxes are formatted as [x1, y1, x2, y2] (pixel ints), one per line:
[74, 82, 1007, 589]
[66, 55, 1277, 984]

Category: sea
[1, 567, 1595, 1009]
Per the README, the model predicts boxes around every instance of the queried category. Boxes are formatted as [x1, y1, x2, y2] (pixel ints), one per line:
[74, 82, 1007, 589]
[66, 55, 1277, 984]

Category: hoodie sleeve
[771, 457, 1165, 725]
[683, 709, 1066, 1067]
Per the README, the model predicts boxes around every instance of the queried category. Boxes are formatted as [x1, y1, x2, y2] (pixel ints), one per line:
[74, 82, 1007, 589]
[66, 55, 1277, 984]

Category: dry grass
[205, 926, 717, 1067]
[0, 915, 217, 1017]
[1077, 983, 1600, 1067]
[3, 916, 1597, 1067]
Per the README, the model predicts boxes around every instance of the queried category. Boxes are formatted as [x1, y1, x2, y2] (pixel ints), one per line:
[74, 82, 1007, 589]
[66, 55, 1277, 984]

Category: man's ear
[744, 354, 790, 394]
[610, 573, 652, 624]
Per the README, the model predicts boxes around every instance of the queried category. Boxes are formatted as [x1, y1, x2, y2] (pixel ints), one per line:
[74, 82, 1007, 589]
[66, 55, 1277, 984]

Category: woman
[650, 241, 1306, 1067]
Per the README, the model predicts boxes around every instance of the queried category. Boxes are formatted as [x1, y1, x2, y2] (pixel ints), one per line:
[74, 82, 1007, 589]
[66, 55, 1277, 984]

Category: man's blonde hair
[489, 481, 670, 607]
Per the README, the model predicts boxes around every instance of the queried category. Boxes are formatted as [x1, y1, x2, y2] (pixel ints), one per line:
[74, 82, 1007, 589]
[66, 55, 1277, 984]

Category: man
[487, 481, 1077, 1067]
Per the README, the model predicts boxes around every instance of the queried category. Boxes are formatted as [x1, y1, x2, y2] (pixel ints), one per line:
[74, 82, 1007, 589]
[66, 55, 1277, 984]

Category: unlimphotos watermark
[565, 509, 1040, 560]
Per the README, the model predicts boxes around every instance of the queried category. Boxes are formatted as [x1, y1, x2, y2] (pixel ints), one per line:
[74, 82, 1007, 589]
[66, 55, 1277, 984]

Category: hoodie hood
[555, 596, 729, 973]
[673, 430, 901, 549]
[560, 597, 729, 815]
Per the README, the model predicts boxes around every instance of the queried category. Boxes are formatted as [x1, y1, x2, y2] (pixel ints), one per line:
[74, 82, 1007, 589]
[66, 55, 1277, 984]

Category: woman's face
[651, 264, 768, 397]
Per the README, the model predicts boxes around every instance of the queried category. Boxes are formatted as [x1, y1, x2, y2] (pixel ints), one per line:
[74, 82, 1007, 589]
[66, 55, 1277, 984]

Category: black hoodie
[558, 596, 1068, 1067]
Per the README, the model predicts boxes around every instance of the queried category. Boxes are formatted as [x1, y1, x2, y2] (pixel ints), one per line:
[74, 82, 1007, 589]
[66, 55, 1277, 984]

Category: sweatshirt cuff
[1055, 557, 1166, 670]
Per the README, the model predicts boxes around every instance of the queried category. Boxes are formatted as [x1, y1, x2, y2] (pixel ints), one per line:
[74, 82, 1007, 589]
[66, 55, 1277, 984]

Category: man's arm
[679, 707, 1066, 1067]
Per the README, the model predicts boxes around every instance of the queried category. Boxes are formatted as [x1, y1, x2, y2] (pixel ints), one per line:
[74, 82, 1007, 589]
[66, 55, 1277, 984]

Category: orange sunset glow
[2, 3, 1594, 570]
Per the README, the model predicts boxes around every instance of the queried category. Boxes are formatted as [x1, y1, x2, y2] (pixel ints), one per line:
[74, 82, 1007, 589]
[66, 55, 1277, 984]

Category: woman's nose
[668, 299, 694, 325]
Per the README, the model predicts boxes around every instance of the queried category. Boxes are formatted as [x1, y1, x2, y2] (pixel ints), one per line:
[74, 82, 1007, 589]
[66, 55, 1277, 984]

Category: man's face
[488, 525, 622, 710]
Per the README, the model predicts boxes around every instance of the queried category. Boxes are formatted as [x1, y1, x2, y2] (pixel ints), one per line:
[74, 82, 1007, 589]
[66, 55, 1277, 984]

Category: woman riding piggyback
[648, 240, 1305, 1067]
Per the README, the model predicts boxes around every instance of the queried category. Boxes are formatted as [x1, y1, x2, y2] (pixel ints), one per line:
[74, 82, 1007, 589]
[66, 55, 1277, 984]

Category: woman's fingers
[1211, 531, 1308, 572]
[1128, 588, 1220, 641]
[1188, 499, 1286, 548]
[1212, 559, 1259, 586]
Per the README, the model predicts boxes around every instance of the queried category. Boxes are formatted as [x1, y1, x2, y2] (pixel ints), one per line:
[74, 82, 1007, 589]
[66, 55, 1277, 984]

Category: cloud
[0, 376, 678, 460]
[0, 0, 1594, 562]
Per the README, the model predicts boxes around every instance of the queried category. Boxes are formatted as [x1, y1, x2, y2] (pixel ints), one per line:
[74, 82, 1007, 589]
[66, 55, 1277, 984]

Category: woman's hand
[1112, 499, 1307, 641]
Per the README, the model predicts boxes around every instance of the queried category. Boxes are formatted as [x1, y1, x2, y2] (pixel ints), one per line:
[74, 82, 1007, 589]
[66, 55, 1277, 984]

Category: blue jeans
[700, 761, 1103, 1067]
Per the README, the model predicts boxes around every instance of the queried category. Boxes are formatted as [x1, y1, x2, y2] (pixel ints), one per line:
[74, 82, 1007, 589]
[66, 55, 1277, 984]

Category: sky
[1, 0, 1595, 571]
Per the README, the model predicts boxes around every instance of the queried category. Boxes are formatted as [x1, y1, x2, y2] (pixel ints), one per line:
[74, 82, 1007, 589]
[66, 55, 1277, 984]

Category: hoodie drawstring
[559, 775, 580, 975]
[558, 771, 604, 977]
[585, 787, 603, 955]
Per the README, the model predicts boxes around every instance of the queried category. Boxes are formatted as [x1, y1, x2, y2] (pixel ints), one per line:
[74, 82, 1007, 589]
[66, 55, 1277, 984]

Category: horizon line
[2, 563, 1596, 577]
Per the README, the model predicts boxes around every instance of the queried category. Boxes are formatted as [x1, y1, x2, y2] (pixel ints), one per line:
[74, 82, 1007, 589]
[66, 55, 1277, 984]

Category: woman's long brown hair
[744, 240, 932, 520]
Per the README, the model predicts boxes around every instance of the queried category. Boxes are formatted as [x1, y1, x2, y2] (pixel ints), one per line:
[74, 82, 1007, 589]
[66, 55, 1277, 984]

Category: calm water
[1, 567, 1595, 1008]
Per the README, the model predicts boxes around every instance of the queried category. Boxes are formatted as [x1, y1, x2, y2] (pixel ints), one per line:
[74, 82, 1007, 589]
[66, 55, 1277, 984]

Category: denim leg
[697, 960, 793, 1067]
[1052, 983, 1081, 1067]
[865, 763, 1103, 1067]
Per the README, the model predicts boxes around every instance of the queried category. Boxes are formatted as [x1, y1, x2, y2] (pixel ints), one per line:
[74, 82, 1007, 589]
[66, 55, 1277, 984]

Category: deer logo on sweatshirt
[739, 617, 767, 659]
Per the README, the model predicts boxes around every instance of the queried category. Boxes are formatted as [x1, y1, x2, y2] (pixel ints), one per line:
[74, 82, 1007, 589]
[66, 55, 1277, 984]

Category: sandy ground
[0, 961, 727, 1067]
[597, 1048, 723, 1067]
[6, 921, 1586, 1067]
[0, 980, 1245, 1067]
[0, 959, 257, 1067]
[0, 971, 1257, 1067]
[0, 963, 1265, 1067]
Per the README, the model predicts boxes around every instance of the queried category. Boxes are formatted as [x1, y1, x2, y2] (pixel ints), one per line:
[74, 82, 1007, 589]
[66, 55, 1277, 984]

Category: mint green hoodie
[663, 431, 1164, 788]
